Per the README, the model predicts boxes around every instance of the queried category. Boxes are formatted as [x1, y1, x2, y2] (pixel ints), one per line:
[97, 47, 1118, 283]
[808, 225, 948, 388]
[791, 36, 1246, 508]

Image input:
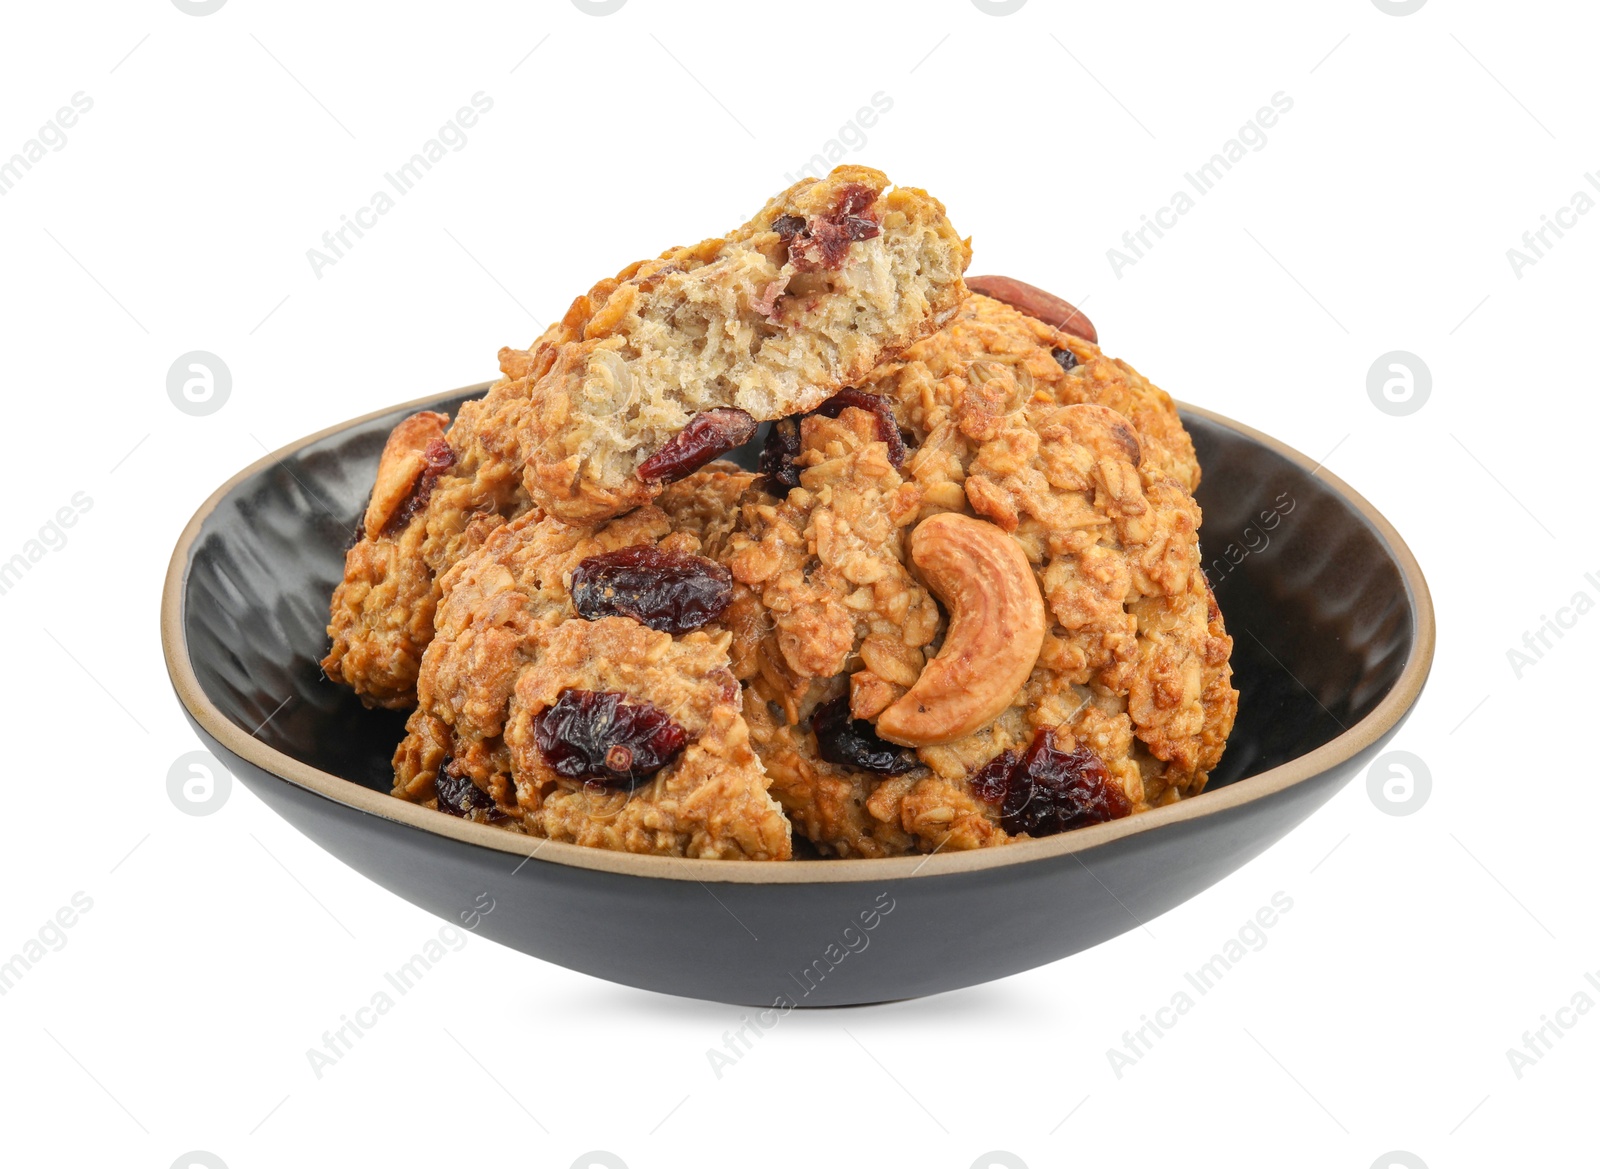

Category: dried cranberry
[772, 214, 805, 241]
[571, 544, 732, 633]
[969, 750, 1018, 804]
[1050, 347, 1078, 373]
[637, 408, 758, 484]
[813, 388, 906, 467]
[834, 182, 878, 218]
[998, 729, 1130, 837]
[757, 416, 804, 492]
[534, 689, 688, 788]
[789, 219, 879, 272]
[423, 437, 454, 470]
[782, 183, 883, 273]
[839, 216, 880, 242]
[436, 766, 494, 818]
[812, 696, 916, 775]
[386, 438, 456, 534]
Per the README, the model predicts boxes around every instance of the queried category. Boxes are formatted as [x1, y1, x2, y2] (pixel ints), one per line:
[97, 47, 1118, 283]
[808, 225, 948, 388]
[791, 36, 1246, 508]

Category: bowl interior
[180, 392, 1414, 806]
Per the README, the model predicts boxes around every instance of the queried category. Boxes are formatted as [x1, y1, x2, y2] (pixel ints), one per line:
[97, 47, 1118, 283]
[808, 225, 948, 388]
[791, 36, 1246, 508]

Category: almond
[966, 274, 1098, 344]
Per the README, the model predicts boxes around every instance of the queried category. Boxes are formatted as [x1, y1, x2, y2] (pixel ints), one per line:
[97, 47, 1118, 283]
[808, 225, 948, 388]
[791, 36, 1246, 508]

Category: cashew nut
[874, 512, 1046, 747]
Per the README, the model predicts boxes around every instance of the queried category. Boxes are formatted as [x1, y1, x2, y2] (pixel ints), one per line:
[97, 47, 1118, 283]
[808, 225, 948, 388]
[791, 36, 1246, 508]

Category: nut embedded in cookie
[965, 274, 1098, 344]
[874, 512, 1047, 748]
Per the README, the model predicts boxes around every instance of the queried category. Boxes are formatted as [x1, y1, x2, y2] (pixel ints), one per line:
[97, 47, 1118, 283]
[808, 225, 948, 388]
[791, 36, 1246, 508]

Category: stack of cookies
[323, 166, 1236, 860]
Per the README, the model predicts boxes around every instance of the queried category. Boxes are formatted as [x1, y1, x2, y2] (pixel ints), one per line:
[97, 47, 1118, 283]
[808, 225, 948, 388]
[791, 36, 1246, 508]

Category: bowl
[161, 385, 1434, 1007]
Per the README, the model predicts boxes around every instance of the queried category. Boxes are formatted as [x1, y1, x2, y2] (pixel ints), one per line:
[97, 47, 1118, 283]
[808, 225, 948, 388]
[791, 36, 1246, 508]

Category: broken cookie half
[520, 165, 971, 523]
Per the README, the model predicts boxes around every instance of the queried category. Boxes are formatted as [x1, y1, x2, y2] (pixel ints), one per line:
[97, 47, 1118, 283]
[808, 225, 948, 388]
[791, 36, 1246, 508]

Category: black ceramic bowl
[162, 386, 1433, 1007]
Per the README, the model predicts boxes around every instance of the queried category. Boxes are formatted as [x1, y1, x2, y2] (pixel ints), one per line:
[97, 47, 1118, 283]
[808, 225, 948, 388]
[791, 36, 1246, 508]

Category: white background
[1, 1, 1595, 1166]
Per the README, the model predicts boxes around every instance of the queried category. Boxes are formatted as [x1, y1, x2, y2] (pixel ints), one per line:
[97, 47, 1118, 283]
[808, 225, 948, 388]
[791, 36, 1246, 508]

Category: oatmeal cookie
[520, 165, 970, 523]
[729, 332, 1234, 857]
[390, 474, 791, 860]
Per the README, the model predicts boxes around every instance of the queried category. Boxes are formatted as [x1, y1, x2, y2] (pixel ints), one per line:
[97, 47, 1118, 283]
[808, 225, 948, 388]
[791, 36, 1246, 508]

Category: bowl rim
[161, 383, 1435, 885]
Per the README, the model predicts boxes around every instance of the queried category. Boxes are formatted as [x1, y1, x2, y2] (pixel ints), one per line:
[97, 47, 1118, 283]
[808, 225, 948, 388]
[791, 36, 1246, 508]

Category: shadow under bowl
[161, 386, 1433, 1007]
